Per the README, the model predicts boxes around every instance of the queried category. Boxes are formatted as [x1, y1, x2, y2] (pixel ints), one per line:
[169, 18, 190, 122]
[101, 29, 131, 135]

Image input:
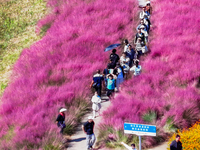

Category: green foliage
[0, 0, 47, 95]
[1, 126, 15, 142]
[43, 144, 60, 150]
[164, 117, 178, 133]
[63, 97, 91, 136]
[97, 126, 139, 149]
[142, 111, 157, 123]
[40, 23, 52, 36]
[1, 83, 7, 90]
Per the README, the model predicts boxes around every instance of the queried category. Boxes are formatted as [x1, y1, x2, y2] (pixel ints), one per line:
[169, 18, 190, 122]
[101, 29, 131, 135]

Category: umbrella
[104, 43, 121, 52]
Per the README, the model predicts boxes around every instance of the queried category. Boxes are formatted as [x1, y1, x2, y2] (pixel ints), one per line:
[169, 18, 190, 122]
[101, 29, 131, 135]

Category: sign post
[139, 136, 141, 150]
[124, 123, 156, 150]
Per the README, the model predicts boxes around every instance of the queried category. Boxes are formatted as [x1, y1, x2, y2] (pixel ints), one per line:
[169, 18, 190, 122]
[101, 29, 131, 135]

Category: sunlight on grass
[0, 0, 48, 95]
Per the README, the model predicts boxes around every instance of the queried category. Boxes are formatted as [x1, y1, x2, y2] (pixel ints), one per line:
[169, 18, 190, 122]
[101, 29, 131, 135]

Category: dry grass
[0, 0, 49, 95]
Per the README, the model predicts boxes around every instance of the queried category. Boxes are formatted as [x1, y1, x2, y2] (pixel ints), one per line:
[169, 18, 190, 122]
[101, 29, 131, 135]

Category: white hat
[139, 25, 145, 29]
[146, 1, 150, 4]
[59, 108, 67, 113]
[88, 116, 93, 120]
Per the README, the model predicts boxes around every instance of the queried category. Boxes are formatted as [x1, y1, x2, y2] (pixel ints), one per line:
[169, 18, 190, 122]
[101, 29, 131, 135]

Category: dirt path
[67, 94, 111, 150]
[147, 142, 168, 150]
[67, 92, 168, 150]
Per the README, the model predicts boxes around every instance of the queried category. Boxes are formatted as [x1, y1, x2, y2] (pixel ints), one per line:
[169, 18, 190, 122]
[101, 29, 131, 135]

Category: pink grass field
[0, 0, 138, 149]
[99, 0, 200, 148]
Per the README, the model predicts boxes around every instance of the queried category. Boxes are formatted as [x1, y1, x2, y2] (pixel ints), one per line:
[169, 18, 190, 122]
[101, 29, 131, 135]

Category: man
[121, 142, 137, 150]
[56, 107, 67, 134]
[82, 116, 96, 150]
[109, 49, 120, 66]
[125, 45, 135, 67]
[170, 135, 183, 150]
[90, 70, 104, 97]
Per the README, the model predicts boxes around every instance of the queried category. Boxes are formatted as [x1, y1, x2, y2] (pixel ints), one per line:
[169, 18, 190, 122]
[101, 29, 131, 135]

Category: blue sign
[124, 123, 156, 136]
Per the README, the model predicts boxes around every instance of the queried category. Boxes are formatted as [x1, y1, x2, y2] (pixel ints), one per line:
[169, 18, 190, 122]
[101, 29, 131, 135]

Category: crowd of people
[90, 0, 153, 101]
[56, 1, 156, 150]
[83, 1, 153, 150]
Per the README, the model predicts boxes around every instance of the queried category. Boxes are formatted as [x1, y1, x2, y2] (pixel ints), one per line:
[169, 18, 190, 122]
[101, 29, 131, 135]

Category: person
[103, 65, 109, 88]
[136, 19, 148, 33]
[121, 142, 137, 150]
[134, 27, 145, 44]
[82, 116, 96, 150]
[109, 49, 120, 66]
[146, 1, 152, 15]
[91, 92, 101, 118]
[113, 63, 124, 91]
[139, 7, 149, 20]
[139, 25, 148, 44]
[130, 60, 142, 76]
[135, 38, 145, 59]
[124, 39, 130, 52]
[106, 74, 116, 98]
[170, 135, 183, 150]
[56, 107, 67, 134]
[120, 52, 130, 78]
[90, 70, 104, 97]
[107, 59, 116, 74]
[126, 45, 135, 67]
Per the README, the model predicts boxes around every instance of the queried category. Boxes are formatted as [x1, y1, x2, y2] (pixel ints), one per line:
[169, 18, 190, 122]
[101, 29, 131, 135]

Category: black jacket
[170, 140, 182, 150]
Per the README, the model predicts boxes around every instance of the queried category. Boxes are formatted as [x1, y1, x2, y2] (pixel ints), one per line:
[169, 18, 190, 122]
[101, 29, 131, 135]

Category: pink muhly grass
[0, 0, 137, 148]
[100, 0, 200, 148]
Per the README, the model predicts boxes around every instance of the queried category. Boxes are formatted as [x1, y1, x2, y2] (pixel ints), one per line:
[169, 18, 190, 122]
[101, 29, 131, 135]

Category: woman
[120, 52, 130, 78]
[56, 107, 67, 134]
[91, 92, 101, 118]
[130, 60, 142, 76]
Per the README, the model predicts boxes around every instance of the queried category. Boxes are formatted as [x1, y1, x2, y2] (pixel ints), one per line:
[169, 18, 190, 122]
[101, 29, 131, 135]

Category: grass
[0, 0, 48, 95]
[142, 111, 157, 123]
[97, 126, 139, 149]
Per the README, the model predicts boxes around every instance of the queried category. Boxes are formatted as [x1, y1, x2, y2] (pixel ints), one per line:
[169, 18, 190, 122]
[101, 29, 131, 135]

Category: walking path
[147, 142, 168, 150]
[68, 94, 111, 150]
[67, 1, 169, 149]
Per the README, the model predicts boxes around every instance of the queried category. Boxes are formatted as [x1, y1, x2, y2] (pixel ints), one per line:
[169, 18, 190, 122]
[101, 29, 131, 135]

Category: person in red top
[56, 107, 67, 134]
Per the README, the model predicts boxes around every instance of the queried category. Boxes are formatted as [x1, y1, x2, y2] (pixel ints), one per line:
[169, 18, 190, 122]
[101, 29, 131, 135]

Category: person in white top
[124, 39, 130, 52]
[139, 7, 149, 19]
[121, 142, 137, 150]
[120, 52, 130, 74]
[130, 60, 142, 76]
[91, 91, 101, 118]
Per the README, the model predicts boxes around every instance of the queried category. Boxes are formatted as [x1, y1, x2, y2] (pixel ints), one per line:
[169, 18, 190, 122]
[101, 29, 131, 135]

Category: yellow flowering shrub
[167, 121, 200, 150]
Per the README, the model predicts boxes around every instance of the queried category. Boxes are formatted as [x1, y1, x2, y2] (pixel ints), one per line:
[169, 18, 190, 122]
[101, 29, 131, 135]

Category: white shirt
[124, 44, 130, 52]
[130, 65, 142, 76]
[121, 142, 137, 150]
[120, 56, 130, 66]
[91, 95, 101, 111]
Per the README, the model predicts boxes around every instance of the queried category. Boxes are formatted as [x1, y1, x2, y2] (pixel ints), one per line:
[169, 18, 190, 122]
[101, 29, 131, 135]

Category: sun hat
[59, 108, 67, 113]
[146, 1, 150, 4]
[139, 25, 145, 29]
[88, 116, 93, 120]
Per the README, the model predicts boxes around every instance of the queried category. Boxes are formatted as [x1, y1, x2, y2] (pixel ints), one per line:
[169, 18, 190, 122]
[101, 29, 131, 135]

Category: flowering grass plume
[0, 0, 137, 149]
[98, 0, 200, 148]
